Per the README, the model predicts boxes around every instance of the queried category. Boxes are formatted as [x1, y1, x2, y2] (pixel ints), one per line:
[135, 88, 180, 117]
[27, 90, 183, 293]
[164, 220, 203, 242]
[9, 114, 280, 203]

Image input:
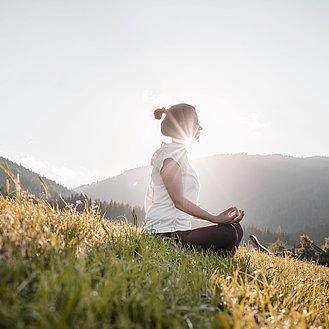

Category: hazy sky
[1, 0, 328, 188]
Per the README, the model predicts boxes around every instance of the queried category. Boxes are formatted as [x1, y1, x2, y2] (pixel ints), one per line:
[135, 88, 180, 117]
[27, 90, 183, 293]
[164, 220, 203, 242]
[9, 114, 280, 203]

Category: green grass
[0, 193, 328, 329]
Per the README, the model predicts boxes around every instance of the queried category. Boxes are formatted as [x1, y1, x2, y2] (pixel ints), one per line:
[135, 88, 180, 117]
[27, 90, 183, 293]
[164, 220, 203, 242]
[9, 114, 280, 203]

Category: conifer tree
[269, 239, 288, 253]
[320, 237, 329, 266]
[295, 235, 317, 261]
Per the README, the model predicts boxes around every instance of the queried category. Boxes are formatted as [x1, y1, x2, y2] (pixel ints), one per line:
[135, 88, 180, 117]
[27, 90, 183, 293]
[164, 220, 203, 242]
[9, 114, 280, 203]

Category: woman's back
[144, 141, 199, 233]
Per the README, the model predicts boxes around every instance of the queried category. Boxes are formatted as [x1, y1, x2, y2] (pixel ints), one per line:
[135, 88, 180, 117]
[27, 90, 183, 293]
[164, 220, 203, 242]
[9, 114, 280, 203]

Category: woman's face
[193, 113, 203, 141]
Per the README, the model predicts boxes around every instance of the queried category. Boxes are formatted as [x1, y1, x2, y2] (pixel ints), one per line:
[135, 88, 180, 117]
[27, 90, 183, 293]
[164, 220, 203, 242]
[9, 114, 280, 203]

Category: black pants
[157, 223, 243, 256]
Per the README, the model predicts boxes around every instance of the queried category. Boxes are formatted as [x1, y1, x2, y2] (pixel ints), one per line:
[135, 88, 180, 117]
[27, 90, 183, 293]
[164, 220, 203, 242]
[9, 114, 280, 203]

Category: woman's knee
[233, 223, 244, 242]
[222, 224, 239, 250]
[181, 224, 240, 254]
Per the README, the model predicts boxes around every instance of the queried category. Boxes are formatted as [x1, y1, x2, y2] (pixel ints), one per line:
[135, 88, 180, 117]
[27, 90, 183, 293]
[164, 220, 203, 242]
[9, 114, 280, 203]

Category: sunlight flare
[185, 138, 200, 157]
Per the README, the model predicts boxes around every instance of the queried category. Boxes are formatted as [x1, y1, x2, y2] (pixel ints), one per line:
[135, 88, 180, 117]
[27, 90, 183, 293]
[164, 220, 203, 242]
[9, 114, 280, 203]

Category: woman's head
[154, 103, 202, 141]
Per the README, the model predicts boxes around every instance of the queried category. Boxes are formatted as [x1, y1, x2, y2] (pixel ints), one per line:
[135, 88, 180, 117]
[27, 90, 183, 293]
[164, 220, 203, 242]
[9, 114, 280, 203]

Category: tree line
[50, 193, 145, 226]
[242, 224, 295, 246]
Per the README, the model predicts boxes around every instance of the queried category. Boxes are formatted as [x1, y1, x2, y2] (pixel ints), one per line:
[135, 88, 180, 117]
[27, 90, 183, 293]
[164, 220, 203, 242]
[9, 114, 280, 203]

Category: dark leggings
[157, 223, 243, 256]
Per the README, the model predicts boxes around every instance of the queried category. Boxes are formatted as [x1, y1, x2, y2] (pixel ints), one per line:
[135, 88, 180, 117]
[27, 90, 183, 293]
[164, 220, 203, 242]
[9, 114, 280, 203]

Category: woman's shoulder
[151, 142, 188, 169]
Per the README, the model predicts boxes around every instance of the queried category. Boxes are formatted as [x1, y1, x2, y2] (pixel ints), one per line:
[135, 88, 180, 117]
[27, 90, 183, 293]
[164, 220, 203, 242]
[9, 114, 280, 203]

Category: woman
[144, 103, 244, 256]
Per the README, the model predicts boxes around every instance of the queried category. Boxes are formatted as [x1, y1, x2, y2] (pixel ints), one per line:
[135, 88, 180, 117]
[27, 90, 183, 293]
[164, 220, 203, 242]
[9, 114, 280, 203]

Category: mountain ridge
[76, 153, 329, 243]
[2, 153, 329, 243]
[0, 156, 73, 198]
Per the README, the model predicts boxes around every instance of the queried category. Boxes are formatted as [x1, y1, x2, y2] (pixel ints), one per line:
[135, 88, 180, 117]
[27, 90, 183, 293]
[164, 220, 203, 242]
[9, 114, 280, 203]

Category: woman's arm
[160, 158, 244, 225]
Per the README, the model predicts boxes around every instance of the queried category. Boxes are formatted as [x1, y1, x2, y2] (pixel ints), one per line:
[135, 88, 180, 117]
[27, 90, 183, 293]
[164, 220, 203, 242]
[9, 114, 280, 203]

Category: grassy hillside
[0, 192, 328, 328]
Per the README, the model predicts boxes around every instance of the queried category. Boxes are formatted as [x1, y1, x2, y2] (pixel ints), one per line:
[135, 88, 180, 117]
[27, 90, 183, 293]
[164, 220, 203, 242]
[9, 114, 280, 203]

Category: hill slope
[0, 156, 72, 198]
[1, 194, 328, 328]
[75, 166, 152, 206]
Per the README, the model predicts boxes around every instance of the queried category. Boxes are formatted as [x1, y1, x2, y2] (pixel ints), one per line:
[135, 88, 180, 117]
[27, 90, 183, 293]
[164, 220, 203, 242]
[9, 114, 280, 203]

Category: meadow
[0, 190, 328, 329]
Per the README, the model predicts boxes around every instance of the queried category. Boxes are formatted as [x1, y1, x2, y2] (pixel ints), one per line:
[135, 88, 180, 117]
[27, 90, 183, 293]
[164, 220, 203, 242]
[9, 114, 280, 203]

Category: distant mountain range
[0, 156, 72, 198]
[2, 154, 329, 244]
[76, 154, 329, 243]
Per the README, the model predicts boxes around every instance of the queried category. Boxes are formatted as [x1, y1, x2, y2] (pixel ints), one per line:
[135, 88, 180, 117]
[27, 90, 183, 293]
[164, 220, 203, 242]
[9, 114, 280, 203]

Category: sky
[1, 0, 328, 189]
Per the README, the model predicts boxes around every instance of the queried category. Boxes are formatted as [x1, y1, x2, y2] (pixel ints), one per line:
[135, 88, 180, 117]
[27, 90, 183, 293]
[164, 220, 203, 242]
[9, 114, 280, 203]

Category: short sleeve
[152, 145, 188, 174]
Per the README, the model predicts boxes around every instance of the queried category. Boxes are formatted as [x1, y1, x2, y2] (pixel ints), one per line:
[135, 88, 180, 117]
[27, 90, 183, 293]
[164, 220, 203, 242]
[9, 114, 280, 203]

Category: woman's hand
[213, 206, 245, 225]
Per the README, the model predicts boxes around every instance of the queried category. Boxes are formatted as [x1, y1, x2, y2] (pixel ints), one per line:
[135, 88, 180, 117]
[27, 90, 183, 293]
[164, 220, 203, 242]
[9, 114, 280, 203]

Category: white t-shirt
[144, 142, 200, 233]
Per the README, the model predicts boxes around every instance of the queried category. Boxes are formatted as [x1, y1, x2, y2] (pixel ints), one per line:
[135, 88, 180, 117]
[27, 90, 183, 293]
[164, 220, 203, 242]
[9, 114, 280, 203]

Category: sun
[185, 138, 201, 157]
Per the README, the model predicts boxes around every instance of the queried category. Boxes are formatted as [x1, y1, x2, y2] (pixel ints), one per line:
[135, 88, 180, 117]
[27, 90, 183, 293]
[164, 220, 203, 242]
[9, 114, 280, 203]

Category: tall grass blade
[38, 176, 49, 198]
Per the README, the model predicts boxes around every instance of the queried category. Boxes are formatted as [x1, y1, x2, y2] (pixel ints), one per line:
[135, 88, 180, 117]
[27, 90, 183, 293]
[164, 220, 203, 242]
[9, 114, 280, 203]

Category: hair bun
[154, 107, 167, 120]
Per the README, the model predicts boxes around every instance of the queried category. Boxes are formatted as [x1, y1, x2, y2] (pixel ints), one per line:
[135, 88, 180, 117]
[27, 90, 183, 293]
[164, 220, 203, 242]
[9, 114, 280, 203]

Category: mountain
[2, 154, 328, 244]
[76, 154, 329, 243]
[75, 166, 152, 207]
[0, 156, 145, 225]
[0, 156, 72, 198]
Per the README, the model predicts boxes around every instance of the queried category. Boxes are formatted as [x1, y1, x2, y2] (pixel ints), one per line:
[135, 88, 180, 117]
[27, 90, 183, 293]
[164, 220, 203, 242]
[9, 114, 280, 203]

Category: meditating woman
[144, 103, 244, 256]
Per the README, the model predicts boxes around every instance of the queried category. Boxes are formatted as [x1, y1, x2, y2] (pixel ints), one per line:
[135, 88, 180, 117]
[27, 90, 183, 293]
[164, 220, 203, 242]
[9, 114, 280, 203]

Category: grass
[0, 192, 328, 329]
